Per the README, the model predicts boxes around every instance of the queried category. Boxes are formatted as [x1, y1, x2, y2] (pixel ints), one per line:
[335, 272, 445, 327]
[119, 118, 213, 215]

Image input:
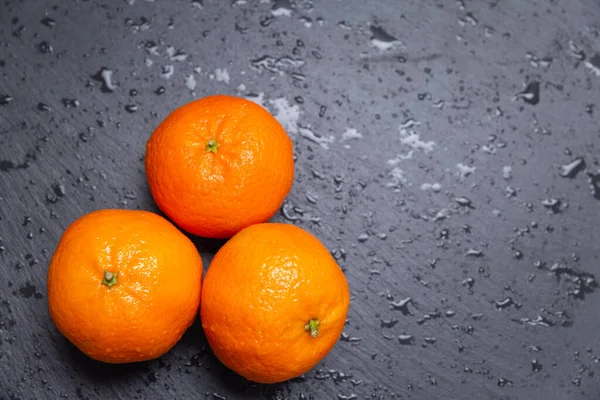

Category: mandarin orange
[145, 95, 294, 239]
[200, 223, 350, 383]
[47, 209, 203, 363]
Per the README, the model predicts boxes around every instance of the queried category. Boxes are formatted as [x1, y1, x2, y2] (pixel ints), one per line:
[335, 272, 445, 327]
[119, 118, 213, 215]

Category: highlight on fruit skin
[144, 94, 295, 239]
[200, 223, 350, 383]
[47, 209, 204, 364]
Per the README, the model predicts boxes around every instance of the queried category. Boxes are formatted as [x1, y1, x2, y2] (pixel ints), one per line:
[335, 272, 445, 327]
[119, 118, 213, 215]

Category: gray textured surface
[1, 0, 600, 399]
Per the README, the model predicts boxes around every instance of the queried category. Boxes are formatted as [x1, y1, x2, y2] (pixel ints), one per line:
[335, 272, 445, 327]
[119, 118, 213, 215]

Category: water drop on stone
[398, 334, 415, 345]
[559, 157, 585, 178]
[513, 81, 540, 105]
[41, 17, 56, 27]
[125, 104, 138, 113]
[38, 41, 53, 54]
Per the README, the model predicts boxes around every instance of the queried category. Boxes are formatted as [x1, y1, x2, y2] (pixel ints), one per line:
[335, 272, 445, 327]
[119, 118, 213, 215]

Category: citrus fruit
[47, 209, 203, 364]
[200, 223, 350, 383]
[145, 94, 294, 239]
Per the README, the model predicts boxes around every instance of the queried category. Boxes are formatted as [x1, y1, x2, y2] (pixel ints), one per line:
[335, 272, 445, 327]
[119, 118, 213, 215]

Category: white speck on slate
[342, 128, 363, 141]
[371, 39, 401, 51]
[481, 144, 496, 154]
[214, 68, 230, 84]
[456, 163, 476, 179]
[267, 97, 300, 135]
[166, 46, 188, 62]
[387, 167, 407, 189]
[421, 183, 442, 192]
[185, 74, 196, 91]
[299, 126, 335, 149]
[271, 7, 292, 17]
[502, 165, 512, 180]
[399, 127, 435, 153]
[161, 65, 174, 79]
[387, 151, 413, 165]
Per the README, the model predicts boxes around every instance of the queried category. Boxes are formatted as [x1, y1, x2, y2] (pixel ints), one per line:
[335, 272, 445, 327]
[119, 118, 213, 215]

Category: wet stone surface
[0, 0, 599, 399]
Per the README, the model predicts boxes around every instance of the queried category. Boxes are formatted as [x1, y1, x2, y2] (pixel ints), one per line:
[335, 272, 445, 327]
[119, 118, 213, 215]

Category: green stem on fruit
[305, 318, 320, 338]
[101, 270, 118, 288]
[206, 139, 221, 153]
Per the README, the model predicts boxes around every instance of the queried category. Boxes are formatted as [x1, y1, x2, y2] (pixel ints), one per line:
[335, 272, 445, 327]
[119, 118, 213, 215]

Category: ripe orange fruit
[145, 94, 294, 239]
[47, 209, 203, 364]
[200, 223, 350, 383]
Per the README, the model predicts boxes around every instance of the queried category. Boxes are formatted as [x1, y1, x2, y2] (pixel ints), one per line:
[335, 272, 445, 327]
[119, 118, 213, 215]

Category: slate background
[1, 0, 599, 399]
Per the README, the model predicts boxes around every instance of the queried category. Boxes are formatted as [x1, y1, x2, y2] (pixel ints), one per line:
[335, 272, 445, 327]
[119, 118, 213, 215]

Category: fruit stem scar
[101, 270, 118, 288]
[206, 138, 221, 153]
[305, 318, 320, 338]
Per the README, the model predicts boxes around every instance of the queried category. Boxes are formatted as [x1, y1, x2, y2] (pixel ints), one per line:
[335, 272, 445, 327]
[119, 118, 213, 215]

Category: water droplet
[37, 102, 51, 112]
[398, 334, 415, 345]
[424, 337, 437, 344]
[161, 65, 175, 79]
[92, 67, 117, 92]
[62, 98, 79, 108]
[53, 183, 66, 197]
[417, 92, 431, 101]
[280, 202, 300, 221]
[519, 315, 554, 327]
[559, 157, 585, 178]
[271, 0, 293, 17]
[512, 250, 523, 259]
[357, 233, 369, 242]
[465, 12, 478, 25]
[432, 99, 445, 109]
[125, 104, 138, 113]
[41, 17, 56, 27]
[129, 89, 138, 97]
[466, 248, 483, 257]
[495, 297, 513, 309]
[319, 105, 327, 118]
[455, 196, 474, 208]
[390, 297, 412, 315]
[250, 55, 305, 74]
[299, 126, 334, 149]
[567, 40, 586, 60]
[504, 186, 516, 198]
[17, 282, 43, 299]
[166, 46, 189, 62]
[497, 377, 513, 387]
[369, 25, 402, 51]
[461, 277, 475, 288]
[260, 15, 274, 27]
[513, 81, 540, 105]
[587, 171, 600, 200]
[0, 94, 14, 105]
[581, 105, 595, 119]
[340, 333, 361, 343]
[380, 318, 398, 328]
[38, 41, 53, 54]
[541, 198, 562, 213]
[155, 86, 166, 95]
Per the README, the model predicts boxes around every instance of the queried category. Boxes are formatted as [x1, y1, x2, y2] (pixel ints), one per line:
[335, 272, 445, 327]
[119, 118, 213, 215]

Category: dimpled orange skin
[47, 209, 203, 364]
[145, 95, 294, 239]
[200, 223, 350, 384]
